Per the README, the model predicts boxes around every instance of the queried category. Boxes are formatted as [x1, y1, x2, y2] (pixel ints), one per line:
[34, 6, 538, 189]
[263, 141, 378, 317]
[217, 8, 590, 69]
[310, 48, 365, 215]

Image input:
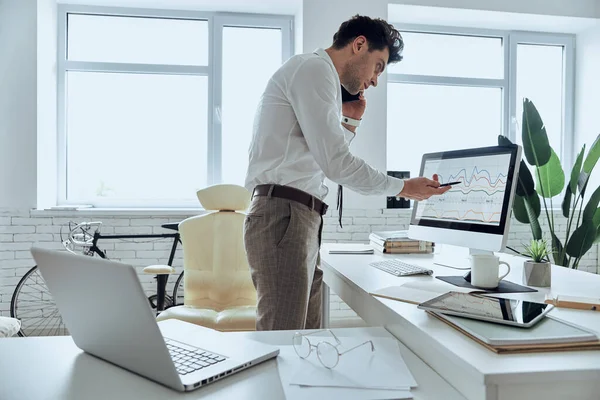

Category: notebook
[430, 312, 600, 353]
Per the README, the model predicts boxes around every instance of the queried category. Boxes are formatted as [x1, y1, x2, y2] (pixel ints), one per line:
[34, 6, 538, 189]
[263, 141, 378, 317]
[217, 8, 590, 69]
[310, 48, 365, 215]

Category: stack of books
[369, 230, 434, 254]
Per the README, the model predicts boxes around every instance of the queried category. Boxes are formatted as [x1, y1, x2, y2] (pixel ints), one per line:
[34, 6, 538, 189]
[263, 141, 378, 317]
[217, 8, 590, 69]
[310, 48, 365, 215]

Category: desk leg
[321, 283, 330, 329]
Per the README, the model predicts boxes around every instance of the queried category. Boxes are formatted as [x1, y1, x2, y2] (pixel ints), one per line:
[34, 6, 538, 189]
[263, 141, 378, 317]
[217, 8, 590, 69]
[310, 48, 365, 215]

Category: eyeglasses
[292, 329, 375, 369]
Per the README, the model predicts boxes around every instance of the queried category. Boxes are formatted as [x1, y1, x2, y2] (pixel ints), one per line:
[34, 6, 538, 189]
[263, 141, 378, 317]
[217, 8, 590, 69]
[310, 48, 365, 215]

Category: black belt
[252, 184, 329, 216]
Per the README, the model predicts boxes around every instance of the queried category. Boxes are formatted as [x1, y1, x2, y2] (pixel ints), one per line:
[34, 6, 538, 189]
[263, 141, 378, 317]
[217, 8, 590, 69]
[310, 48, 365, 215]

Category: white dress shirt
[245, 48, 405, 201]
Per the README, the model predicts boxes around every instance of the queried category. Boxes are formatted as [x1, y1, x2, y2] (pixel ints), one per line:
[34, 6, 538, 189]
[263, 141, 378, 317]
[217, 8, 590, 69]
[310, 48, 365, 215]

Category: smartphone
[341, 85, 361, 102]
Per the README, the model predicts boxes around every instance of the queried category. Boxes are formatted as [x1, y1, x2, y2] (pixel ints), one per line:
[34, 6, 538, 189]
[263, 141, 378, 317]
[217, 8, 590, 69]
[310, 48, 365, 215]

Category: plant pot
[522, 260, 551, 287]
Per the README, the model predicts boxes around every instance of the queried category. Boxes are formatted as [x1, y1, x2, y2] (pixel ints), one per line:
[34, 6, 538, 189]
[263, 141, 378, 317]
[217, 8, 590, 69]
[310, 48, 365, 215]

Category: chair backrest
[179, 184, 256, 310]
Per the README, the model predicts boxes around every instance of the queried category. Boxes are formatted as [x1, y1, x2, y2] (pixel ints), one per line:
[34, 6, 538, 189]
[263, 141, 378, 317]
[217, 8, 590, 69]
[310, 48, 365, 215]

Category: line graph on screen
[416, 154, 511, 225]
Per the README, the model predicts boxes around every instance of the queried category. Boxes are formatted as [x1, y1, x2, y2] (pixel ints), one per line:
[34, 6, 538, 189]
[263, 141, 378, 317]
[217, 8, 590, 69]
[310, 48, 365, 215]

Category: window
[58, 6, 293, 207]
[387, 27, 574, 180]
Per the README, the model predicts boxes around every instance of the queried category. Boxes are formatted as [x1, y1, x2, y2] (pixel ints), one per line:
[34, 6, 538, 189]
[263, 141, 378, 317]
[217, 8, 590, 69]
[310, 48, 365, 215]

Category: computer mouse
[463, 271, 472, 282]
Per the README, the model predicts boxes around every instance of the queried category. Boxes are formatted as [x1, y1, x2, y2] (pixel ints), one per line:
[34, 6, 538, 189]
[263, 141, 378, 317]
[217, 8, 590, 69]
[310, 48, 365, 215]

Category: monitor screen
[409, 145, 521, 252]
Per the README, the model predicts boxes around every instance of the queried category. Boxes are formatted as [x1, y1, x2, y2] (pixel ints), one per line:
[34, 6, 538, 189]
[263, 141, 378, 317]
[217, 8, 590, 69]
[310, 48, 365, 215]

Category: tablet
[418, 291, 554, 328]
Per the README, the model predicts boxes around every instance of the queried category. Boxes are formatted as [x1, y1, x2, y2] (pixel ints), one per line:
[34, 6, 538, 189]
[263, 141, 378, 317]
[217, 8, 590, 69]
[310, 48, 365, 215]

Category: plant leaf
[593, 209, 600, 244]
[570, 145, 585, 193]
[579, 134, 600, 195]
[562, 185, 572, 219]
[566, 221, 597, 258]
[516, 161, 536, 197]
[550, 232, 566, 266]
[513, 192, 541, 224]
[582, 133, 600, 173]
[523, 195, 542, 240]
[583, 185, 600, 221]
[593, 207, 600, 227]
[497, 135, 514, 148]
[522, 98, 552, 166]
[512, 195, 529, 223]
[497, 135, 535, 197]
[535, 149, 565, 198]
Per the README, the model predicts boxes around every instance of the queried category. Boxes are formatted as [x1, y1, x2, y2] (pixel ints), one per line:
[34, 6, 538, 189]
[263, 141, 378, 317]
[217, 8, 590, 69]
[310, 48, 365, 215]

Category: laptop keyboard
[165, 338, 227, 376]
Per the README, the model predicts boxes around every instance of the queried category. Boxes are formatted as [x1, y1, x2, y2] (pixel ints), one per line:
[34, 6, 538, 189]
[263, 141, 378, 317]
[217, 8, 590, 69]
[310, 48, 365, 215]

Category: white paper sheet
[328, 243, 375, 254]
[277, 346, 413, 400]
[371, 280, 475, 305]
[288, 337, 417, 390]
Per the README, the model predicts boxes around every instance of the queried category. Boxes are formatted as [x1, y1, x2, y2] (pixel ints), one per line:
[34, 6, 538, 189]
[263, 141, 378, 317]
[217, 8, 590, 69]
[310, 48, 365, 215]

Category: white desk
[0, 325, 465, 400]
[320, 244, 600, 400]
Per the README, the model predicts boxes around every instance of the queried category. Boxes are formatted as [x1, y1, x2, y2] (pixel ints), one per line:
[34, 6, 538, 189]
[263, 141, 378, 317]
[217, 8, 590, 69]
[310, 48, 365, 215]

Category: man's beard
[341, 59, 362, 95]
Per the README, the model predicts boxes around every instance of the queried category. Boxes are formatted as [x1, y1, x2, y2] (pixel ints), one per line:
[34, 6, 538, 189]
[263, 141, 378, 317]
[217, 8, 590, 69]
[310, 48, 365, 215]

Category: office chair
[156, 184, 257, 331]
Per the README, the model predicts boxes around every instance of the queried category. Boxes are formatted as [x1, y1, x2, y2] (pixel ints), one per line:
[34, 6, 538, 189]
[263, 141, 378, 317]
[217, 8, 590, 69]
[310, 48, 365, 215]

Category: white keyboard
[369, 259, 433, 277]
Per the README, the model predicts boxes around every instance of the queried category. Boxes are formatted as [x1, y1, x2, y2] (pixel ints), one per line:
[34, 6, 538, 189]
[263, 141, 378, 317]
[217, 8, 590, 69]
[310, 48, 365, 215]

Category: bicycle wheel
[148, 294, 173, 310]
[10, 266, 68, 337]
[173, 271, 184, 306]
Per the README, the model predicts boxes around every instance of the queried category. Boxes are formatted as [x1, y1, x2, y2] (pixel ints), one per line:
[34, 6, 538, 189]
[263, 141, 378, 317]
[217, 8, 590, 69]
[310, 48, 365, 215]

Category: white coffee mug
[470, 254, 511, 289]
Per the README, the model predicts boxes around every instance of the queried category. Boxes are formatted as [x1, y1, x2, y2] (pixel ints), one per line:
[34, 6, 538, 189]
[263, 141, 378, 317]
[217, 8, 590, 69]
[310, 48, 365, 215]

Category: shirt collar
[313, 48, 335, 68]
[313, 48, 341, 92]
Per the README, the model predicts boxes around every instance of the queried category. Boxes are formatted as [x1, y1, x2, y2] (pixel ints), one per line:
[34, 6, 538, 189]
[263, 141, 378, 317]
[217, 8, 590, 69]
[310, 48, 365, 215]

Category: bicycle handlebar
[62, 221, 103, 254]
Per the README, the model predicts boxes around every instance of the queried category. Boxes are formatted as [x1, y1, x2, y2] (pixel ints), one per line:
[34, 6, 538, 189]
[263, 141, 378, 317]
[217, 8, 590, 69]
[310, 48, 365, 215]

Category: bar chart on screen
[417, 153, 511, 226]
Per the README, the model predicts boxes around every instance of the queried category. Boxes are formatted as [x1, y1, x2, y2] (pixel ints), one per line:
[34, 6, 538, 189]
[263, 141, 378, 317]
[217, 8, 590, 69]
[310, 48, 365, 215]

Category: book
[369, 230, 413, 241]
[370, 241, 434, 254]
[369, 231, 433, 249]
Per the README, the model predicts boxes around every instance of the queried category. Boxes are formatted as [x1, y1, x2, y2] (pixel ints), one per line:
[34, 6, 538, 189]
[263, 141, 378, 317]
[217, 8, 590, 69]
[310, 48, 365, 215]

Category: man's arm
[287, 58, 403, 196]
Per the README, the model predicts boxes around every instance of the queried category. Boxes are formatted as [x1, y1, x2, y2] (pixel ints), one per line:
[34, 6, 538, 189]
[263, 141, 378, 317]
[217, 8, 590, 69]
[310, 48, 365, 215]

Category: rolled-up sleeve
[287, 58, 404, 196]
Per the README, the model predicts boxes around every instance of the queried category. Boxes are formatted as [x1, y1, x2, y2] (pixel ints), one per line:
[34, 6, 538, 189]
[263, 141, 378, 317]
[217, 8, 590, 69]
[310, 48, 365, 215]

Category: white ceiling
[389, 4, 600, 34]
[57, 0, 302, 15]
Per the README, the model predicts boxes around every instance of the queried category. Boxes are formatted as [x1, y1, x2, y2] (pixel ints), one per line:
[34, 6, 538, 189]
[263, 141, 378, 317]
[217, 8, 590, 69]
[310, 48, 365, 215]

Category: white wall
[37, 0, 58, 210]
[0, 0, 37, 209]
[575, 25, 600, 194]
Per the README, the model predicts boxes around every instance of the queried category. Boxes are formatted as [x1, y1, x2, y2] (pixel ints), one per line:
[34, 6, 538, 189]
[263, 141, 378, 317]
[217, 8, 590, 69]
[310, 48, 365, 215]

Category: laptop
[30, 247, 279, 392]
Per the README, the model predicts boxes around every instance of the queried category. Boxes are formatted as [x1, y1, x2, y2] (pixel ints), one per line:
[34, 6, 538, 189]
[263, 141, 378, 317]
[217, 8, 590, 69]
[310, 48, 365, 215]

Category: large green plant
[499, 98, 600, 269]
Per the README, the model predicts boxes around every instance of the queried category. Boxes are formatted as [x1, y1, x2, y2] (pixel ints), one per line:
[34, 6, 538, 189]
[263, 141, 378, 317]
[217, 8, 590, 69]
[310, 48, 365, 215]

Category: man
[244, 15, 451, 331]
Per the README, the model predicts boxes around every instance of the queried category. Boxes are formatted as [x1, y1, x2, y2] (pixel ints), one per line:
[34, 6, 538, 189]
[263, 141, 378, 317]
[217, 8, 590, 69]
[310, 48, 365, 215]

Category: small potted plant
[522, 239, 551, 287]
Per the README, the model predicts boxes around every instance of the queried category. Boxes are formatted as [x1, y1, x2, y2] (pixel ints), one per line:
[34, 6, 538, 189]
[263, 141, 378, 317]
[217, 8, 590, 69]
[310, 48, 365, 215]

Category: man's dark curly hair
[332, 15, 404, 64]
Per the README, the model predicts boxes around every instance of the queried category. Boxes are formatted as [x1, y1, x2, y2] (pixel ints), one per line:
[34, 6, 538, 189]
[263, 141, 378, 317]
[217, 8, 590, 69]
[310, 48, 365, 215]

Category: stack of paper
[276, 336, 417, 399]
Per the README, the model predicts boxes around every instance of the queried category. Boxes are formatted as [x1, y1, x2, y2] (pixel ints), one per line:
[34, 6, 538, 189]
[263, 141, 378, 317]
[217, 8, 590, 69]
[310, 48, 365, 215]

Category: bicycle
[10, 220, 185, 337]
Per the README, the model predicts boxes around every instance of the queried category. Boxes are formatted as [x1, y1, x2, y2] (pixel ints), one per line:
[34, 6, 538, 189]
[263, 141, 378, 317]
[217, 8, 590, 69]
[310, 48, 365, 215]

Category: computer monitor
[408, 145, 522, 255]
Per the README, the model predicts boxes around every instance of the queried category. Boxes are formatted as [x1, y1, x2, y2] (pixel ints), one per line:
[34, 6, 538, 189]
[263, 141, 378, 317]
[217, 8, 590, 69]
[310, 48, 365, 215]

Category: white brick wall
[1, 207, 598, 325]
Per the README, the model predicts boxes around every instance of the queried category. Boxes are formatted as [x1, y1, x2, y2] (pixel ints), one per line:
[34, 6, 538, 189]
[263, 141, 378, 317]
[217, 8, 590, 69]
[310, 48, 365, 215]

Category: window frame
[56, 4, 293, 208]
[388, 24, 575, 170]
